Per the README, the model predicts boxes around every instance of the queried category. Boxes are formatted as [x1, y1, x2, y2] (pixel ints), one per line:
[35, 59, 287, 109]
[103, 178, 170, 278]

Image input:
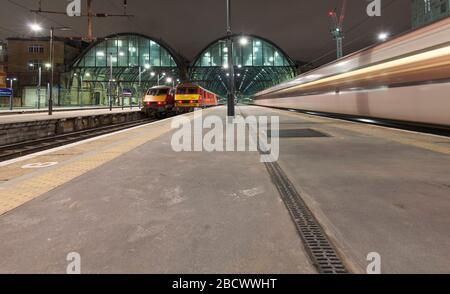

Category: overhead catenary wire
[7, 0, 84, 36]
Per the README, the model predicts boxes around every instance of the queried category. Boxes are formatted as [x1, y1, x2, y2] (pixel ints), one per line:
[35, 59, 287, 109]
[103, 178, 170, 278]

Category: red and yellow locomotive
[142, 86, 175, 118]
[175, 83, 218, 112]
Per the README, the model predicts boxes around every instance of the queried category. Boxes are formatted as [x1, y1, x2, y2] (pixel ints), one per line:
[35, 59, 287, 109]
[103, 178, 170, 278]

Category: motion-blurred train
[253, 17, 450, 128]
[142, 83, 218, 117]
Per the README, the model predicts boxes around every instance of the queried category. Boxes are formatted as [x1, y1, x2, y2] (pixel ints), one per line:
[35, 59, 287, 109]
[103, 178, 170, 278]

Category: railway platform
[0, 108, 142, 124]
[0, 106, 449, 274]
[0, 108, 144, 146]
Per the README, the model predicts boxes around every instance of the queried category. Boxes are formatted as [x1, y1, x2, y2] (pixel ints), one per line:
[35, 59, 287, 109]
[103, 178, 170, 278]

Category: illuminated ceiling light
[223, 64, 229, 69]
[166, 77, 173, 83]
[150, 72, 156, 77]
[119, 52, 125, 56]
[44, 63, 51, 69]
[96, 51, 105, 57]
[144, 64, 151, 69]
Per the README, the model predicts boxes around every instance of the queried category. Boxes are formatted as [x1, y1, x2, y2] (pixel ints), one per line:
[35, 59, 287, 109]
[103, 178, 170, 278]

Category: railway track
[0, 118, 156, 162]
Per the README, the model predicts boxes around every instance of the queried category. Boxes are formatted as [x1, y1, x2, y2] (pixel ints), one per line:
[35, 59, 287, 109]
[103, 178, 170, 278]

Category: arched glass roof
[190, 35, 297, 99]
[66, 33, 182, 106]
[74, 34, 178, 69]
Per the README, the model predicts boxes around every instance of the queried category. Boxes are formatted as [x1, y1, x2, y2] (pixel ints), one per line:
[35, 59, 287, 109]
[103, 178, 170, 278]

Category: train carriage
[175, 83, 218, 112]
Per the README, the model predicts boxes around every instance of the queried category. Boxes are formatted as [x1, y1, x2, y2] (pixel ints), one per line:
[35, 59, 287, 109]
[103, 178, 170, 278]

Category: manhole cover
[268, 129, 330, 138]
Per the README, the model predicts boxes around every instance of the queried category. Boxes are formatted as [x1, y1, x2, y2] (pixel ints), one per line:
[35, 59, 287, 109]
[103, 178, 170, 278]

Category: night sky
[0, 0, 412, 65]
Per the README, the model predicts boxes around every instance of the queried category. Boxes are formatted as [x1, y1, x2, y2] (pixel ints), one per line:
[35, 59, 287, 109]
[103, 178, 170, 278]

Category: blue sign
[0, 88, 12, 97]
[122, 89, 133, 97]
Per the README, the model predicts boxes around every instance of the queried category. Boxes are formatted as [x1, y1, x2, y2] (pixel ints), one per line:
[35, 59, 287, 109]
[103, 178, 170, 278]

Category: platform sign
[122, 89, 133, 97]
[0, 88, 12, 97]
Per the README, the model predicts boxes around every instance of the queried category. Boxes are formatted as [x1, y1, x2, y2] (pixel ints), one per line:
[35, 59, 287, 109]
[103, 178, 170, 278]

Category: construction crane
[328, 0, 347, 59]
[31, 0, 133, 41]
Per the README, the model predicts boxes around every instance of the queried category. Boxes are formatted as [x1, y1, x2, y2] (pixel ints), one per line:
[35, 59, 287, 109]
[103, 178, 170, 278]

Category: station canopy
[67, 33, 297, 105]
[69, 33, 182, 102]
[190, 34, 297, 100]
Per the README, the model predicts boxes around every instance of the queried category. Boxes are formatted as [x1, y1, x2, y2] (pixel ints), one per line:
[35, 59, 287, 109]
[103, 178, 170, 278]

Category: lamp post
[157, 72, 166, 86]
[138, 64, 151, 109]
[109, 53, 113, 111]
[6, 78, 17, 111]
[37, 66, 42, 109]
[29, 24, 71, 115]
[49, 27, 55, 115]
[226, 0, 235, 117]
[30, 63, 42, 109]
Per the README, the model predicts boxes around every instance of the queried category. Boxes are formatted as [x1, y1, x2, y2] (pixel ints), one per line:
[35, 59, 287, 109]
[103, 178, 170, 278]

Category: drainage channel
[264, 161, 348, 274]
[238, 106, 348, 274]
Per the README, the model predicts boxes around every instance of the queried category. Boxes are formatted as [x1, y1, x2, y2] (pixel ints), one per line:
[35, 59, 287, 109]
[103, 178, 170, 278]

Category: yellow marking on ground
[0, 108, 215, 216]
[268, 107, 450, 156]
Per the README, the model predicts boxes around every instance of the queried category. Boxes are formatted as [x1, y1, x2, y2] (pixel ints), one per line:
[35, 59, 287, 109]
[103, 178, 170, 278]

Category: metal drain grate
[264, 161, 348, 274]
[268, 129, 330, 138]
[238, 107, 346, 274]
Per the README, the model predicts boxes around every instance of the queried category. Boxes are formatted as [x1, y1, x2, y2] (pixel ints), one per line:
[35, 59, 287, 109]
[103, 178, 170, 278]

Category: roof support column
[226, 0, 235, 117]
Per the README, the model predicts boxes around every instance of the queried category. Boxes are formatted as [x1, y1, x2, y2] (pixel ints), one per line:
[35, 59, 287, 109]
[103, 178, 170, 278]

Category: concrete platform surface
[0, 107, 315, 274]
[239, 106, 450, 274]
[0, 105, 449, 274]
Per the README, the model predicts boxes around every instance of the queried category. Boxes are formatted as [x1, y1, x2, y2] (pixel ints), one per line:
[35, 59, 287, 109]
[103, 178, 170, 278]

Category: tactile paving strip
[0, 123, 173, 216]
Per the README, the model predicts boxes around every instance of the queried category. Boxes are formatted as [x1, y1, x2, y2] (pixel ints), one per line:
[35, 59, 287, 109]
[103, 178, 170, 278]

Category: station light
[150, 72, 156, 77]
[144, 64, 151, 69]
[44, 63, 51, 69]
[378, 32, 390, 41]
[29, 23, 43, 32]
[166, 77, 173, 83]
[239, 37, 249, 46]
[223, 64, 229, 69]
